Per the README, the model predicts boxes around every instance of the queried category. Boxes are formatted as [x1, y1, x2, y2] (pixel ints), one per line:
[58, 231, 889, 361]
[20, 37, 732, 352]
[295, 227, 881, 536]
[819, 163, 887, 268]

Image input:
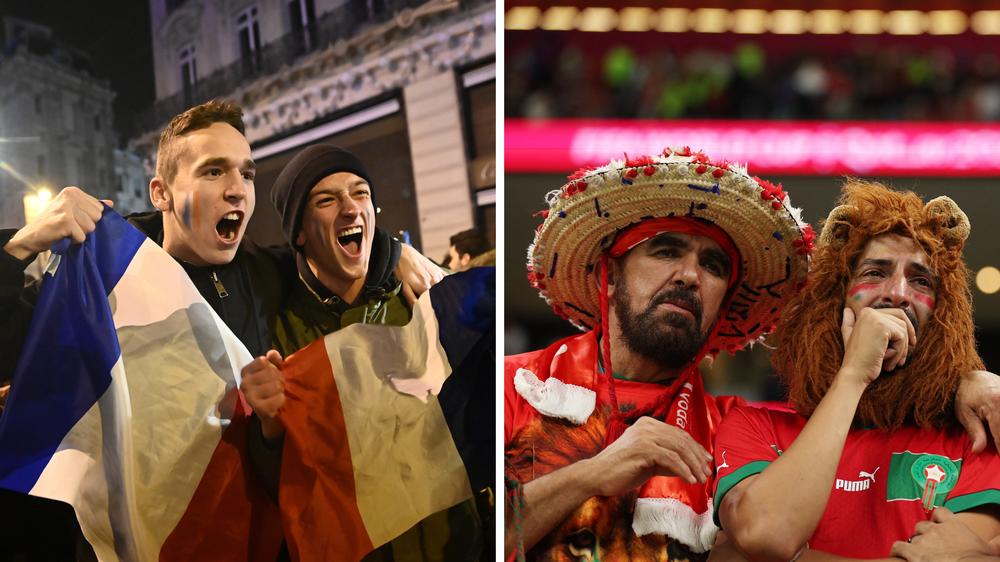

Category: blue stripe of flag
[0, 210, 146, 492]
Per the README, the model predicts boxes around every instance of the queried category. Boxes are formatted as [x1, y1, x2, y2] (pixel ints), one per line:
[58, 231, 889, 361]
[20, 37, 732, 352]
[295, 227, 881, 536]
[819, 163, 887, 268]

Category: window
[63, 97, 74, 131]
[166, 0, 188, 15]
[288, 0, 317, 55]
[179, 45, 197, 105]
[236, 6, 262, 76]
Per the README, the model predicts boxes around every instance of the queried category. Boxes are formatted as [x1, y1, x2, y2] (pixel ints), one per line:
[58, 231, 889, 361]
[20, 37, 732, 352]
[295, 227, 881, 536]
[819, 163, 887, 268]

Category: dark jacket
[271, 228, 411, 356]
[125, 212, 278, 358]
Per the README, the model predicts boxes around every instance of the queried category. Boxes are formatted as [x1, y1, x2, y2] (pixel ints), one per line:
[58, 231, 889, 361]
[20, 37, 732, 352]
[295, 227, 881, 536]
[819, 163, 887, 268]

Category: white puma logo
[859, 467, 880, 482]
[836, 466, 880, 492]
[716, 450, 730, 472]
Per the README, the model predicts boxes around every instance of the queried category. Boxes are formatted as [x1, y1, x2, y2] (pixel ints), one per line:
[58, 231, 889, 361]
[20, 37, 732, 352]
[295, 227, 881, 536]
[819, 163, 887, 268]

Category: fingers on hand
[69, 223, 87, 244]
[957, 406, 987, 453]
[646, 424, 711, 483]
[252, 394, 285, 419]
[987, 535, 1000, 555]
[62, 186, 103, 217]
[984, 406, 1000, 453]
[243, 356, 284, 383]
[841, 307, 856, 343]
[654, 449, 697, 484]
[401, 283, 417, 306]
[930, 507, 953, 522]
[882, 314, 910, 371]
[265, 349, 284, 367]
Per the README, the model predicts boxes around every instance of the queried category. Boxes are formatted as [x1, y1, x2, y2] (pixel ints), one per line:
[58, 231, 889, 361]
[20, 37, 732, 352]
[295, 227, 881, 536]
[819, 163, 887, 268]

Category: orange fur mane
[770, 180, 983, 430]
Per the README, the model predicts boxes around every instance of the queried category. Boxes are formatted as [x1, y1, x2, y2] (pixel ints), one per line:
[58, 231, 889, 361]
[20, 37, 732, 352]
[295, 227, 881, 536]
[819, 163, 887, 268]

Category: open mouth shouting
[216, 211, 244, 244]
[336, 225, 364, 257]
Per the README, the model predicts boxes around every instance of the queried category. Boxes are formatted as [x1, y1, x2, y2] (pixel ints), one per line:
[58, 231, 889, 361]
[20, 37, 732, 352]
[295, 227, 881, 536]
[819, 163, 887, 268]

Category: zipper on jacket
[210, 271, 229, 298]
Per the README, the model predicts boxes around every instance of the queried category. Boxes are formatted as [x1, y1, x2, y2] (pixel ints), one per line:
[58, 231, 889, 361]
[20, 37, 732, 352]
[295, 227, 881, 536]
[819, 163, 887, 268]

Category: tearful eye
[566, 528, 597, 559]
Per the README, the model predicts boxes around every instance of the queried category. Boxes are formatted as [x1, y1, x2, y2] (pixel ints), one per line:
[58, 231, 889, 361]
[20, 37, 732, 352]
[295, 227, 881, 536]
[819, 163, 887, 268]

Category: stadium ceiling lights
[504, 7, 996, 36]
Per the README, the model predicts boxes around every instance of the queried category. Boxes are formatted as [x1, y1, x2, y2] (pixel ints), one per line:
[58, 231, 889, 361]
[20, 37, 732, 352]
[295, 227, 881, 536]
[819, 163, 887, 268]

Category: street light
[23, 187, 53, 224]
[0, 160, 51, 225]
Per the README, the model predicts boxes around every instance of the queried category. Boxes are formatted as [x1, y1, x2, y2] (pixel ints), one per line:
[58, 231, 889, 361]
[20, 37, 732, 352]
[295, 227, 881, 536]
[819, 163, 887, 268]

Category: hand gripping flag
[0, 210, 281, 562]
[277, 265, 496, 562]
[0, 209, 495, 561]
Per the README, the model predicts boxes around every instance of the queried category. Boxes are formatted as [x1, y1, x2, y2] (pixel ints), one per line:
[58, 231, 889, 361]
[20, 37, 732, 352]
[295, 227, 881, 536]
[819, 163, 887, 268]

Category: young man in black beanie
[241, 144, 485, 561]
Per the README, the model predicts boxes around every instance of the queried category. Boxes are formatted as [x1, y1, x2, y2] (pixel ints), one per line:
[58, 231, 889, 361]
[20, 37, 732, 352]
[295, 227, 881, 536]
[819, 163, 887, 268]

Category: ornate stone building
[0, 17, 124, 228]
[134, 0, 495, 257]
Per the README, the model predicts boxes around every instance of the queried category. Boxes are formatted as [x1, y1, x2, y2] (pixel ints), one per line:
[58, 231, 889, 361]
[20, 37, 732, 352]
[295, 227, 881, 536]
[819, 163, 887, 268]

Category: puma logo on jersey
[836, 466, 880, 492]
[717, 450, 730, 472]
[859, 467, 879, 482]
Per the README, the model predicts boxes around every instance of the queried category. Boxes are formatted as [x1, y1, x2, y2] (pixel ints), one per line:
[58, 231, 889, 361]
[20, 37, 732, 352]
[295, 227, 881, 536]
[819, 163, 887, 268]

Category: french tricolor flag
[277, 266, 494, 560]
[0, 210, 493, 561]
[0, 209, 281, 561]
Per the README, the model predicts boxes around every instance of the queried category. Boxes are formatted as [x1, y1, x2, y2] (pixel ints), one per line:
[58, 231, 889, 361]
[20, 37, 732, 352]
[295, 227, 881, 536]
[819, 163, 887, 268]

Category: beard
[853, 343, 936, 429]
[849, 312, 954, 430]
[613, 283, 709, 371]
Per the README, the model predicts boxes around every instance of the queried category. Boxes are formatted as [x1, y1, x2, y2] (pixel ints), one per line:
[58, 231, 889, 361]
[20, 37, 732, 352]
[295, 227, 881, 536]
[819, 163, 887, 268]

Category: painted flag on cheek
[0, 210, 282, 562]
[277, 267, 496, 562]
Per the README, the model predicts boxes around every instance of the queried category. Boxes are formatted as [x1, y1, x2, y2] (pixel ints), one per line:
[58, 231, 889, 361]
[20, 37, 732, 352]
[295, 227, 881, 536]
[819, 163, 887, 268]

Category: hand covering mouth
[337, 225, 363, 254]
[216, 211, 244, 243]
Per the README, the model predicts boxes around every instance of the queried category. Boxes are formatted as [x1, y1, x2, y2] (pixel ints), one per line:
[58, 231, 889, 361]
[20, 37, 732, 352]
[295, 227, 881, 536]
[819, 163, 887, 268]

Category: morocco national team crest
[887, 452, 961, 512]
[911, 455, 959, 512]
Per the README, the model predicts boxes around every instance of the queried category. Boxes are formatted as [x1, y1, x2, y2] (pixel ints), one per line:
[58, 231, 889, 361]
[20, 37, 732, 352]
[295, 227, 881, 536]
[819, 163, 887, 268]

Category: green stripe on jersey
[713, 460, 771, 527]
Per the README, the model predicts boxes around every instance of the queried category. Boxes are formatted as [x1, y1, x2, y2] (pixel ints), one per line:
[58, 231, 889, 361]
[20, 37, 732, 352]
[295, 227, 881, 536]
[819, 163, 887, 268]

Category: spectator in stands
[448, 229, 492, 272]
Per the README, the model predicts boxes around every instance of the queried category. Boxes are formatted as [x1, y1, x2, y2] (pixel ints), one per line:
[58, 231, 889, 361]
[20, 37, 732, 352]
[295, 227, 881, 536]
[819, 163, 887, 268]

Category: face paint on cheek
[847, 283, 879, 301]
[912, 292, 936, 310]
[180, 193, 193, 230]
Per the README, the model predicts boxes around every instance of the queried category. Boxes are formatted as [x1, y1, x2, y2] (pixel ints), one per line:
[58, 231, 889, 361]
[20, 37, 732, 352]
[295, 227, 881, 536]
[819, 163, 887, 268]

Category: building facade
[135, 0, 495, 258]
[0, 17, 122, 229]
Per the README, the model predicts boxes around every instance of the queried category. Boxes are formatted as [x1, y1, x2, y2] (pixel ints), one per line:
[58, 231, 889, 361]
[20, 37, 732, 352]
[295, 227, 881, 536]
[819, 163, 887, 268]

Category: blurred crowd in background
[507, 38, 1000, 121]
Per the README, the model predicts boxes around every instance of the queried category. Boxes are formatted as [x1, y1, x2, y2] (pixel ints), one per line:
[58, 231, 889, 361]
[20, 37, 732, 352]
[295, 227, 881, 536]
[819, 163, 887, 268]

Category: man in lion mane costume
[711, 181, 1000, 562]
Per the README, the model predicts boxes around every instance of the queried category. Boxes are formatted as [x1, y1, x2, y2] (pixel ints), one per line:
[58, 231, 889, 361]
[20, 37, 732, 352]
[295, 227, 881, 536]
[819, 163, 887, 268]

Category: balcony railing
[132, 0, 483, 139]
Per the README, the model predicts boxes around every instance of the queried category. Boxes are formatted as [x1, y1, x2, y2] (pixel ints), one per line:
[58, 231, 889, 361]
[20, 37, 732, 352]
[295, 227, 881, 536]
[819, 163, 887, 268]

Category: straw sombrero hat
[527, 147, 814, 355]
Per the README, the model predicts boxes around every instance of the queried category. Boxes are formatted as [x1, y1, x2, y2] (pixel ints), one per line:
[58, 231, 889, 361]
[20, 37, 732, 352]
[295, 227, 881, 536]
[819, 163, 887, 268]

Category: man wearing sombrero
[503, 150, 1000, 562]
[504, 148, 813, 561]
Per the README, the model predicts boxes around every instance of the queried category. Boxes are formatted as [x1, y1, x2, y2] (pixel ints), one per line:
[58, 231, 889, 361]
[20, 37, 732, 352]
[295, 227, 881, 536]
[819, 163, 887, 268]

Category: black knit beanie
[270, 145, 375, 248]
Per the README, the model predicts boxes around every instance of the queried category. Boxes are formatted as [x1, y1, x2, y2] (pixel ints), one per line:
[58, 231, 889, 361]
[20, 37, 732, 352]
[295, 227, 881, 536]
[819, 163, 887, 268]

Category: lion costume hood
[771, 180, 984, 430]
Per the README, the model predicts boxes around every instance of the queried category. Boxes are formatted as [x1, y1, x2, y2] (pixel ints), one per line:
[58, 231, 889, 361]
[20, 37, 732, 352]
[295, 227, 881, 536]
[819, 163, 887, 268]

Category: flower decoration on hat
[526, 148, 813, 357]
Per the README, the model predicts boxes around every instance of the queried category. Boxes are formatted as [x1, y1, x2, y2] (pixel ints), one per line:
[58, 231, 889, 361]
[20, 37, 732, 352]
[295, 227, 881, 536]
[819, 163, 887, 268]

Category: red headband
[608, 217, 743, 289]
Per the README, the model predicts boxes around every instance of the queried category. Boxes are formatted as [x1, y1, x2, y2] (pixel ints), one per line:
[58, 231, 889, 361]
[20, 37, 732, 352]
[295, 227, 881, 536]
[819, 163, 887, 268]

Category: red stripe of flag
[160, 392, 283, 562]
[279, 338, 373, 562]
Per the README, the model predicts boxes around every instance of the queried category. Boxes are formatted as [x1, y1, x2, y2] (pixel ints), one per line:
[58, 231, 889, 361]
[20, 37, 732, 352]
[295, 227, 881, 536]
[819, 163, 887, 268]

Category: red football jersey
[713, 406, 1000, 558]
